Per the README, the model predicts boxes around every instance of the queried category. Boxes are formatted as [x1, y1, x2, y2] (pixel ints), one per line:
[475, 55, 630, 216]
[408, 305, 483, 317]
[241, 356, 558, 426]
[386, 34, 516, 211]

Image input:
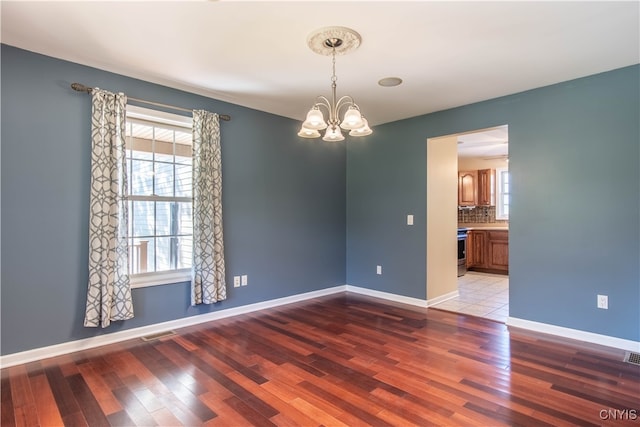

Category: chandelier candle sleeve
[298, 27, 372, 141]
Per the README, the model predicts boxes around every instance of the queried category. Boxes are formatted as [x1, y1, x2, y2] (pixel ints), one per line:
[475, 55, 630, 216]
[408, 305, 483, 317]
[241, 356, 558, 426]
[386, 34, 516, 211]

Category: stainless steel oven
[457, 228, 468, 277]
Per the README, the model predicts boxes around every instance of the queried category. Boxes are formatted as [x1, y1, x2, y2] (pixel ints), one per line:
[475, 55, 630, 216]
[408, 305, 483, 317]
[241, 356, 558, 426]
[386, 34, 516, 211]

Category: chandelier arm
[312, 96, 332, 111]
[310, 96, 336, 126]
[316, 93, 341, 127]
[335, 96, 358, 116]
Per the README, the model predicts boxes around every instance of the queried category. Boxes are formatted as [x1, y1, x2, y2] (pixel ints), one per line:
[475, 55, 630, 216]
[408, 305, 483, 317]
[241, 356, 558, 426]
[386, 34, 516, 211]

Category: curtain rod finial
[71, 82, 93, 94]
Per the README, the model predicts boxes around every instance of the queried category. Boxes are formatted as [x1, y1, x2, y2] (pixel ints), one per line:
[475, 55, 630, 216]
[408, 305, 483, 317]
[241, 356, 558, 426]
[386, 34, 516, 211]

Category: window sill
[130, 269, 191, 289]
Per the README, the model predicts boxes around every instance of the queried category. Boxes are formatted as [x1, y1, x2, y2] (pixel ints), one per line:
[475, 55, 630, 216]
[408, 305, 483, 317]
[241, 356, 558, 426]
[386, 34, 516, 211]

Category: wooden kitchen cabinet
[458, 169, 495, 206]
[467, 229, 508, 273]
[487, 230, 508, 272]
[466, 231, 474, 267]
[458, 171, 478, 206]
[467, 230, 486, 268]
[477, 169, 495, 206]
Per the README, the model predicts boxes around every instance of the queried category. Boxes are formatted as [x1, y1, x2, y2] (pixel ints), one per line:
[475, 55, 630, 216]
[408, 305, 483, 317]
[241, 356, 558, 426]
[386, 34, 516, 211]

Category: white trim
[426, 290, 460, 307]
[130, 269, 191, 289]
[0, 285, 346, 369]
[345, 285, 428, 307]
[0, 284, 426, 368]
[495, 167, 509, 220]
[507, 317, 640, 352]
[127, 105, 192, 129]
[8, 285, 635, 368]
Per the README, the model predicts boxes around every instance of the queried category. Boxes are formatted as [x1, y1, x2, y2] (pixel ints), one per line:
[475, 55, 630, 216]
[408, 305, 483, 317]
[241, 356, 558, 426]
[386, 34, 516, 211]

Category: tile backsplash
[458, 206, 509, 225]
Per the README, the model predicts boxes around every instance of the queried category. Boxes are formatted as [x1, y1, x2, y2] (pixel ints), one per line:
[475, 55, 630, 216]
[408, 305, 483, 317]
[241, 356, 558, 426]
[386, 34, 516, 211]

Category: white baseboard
[10, 287, 635, 368]
[345, 285, 428, 308]
[0, 285, 346, 369]
[426, 290, 459, 307]
[1, 284, 426, 368]
[507, 317, 640, 352]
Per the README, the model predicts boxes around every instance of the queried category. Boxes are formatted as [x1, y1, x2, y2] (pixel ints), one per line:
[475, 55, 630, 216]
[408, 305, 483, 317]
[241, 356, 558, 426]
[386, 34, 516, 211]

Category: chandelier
[298, 27, 372, 141]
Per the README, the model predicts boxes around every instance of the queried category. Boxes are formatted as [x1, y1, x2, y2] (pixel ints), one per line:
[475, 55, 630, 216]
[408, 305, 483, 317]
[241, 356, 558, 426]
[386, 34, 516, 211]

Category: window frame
[125, 106, 193, 289]
[495, 167, 510, 220]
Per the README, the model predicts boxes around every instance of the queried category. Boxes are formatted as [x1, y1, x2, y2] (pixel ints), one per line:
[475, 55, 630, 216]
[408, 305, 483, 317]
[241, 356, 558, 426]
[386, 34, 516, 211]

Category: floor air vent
[141, 330, 176, 342]
[623, 351, 640, 366]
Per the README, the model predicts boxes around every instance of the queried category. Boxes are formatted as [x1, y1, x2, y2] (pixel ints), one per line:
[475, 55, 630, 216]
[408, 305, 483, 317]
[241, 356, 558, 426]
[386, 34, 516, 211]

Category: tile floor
[432, 271, 509, 322]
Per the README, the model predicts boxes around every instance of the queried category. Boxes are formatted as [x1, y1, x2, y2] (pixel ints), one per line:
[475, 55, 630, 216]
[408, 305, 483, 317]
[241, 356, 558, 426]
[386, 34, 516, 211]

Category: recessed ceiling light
[378, 77, 403, 87]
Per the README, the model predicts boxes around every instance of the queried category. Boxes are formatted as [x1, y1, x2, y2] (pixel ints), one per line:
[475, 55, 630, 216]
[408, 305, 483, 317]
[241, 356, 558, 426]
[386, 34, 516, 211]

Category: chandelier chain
[331, 48, 337, 84]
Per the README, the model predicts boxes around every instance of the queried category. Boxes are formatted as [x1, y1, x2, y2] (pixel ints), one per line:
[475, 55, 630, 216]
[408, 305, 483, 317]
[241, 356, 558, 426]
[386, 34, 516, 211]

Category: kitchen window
[125, 106, 193, 288]
[496, 167, 509, 220]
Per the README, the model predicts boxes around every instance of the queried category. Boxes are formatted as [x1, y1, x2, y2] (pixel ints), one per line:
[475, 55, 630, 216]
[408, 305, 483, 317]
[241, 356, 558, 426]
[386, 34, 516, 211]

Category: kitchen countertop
[459, 224, 509, 231]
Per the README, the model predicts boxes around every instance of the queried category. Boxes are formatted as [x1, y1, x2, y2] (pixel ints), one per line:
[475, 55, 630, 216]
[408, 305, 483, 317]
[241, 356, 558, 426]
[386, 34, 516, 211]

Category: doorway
[427, 126, 509, 322]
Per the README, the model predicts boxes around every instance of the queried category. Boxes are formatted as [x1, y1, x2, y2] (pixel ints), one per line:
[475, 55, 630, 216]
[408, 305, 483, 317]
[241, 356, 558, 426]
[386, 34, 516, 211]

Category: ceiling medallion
[306, 26, 362, 56]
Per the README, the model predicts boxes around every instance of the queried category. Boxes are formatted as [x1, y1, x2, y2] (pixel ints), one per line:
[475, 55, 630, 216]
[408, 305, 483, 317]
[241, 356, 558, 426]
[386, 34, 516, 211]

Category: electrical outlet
[233, 276, 241, 288]
[241, 275, 248, 286]
[597, 294, 608, 309]
[376, 265, 382, 275]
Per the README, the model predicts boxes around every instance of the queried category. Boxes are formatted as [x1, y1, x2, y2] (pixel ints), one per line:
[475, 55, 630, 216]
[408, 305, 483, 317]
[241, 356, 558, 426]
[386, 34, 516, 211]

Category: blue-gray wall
[1, 45, 346, 355]
[2, 44, 638, 356]
[347, 65, 640, 342]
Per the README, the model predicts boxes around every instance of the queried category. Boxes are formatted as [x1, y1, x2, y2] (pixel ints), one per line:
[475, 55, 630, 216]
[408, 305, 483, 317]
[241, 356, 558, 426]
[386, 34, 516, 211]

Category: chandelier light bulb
[322, 126, 345, 142]
[302, 108, 327, 130]
[340, 106, 364, 130]
[349, 116, 372, 137]
[297, 126, 321, 138]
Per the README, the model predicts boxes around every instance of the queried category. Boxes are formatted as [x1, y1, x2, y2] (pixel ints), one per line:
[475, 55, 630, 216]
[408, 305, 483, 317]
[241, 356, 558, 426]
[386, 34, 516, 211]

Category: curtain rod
[70, 83, 231, 121]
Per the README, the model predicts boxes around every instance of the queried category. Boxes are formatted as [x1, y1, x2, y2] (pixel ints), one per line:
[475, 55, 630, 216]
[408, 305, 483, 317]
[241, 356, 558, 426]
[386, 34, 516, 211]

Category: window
[125, 106, 193, 287]
[496, 167, 510, 220]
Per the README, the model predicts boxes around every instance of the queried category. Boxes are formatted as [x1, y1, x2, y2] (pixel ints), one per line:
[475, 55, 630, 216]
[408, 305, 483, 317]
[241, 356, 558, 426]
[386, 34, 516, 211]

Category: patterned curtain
[84, 89, 134, 327]
[191, 110, 227, 305]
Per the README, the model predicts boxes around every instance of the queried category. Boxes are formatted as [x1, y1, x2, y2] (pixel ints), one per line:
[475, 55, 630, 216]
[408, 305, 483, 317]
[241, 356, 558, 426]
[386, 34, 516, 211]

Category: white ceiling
[457, 125, 509, 159]
[1, 1, 638, 133]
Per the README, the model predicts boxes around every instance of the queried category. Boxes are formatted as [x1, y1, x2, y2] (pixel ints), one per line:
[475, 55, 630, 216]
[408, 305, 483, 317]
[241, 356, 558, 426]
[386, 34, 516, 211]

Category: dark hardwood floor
[2, 293, 639, 426]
